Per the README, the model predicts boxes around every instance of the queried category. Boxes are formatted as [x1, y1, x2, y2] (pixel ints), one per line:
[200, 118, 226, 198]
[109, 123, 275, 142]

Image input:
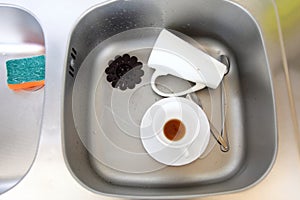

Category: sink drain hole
[105, 54, 144, 90]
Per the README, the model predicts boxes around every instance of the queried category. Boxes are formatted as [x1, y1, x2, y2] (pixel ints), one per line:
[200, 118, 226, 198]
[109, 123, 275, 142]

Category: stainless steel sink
[63, 0, 277, 198]
[0, 5, 45, 194]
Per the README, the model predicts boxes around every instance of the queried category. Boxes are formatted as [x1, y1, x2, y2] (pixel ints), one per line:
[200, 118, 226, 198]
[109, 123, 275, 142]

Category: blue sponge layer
[6, 55, 45, 84]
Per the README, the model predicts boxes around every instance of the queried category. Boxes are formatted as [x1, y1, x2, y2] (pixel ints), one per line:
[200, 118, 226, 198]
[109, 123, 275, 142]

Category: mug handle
[151, 70, 206, 97]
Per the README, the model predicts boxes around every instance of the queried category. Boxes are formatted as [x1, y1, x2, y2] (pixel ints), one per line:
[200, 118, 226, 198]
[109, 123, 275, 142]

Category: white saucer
[140, 97, 210, 166]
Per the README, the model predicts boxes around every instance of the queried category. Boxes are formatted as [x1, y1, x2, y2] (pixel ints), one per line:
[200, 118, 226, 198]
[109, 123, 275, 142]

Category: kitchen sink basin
[0, 5, 45, 194]
[63, 0, 277, 198]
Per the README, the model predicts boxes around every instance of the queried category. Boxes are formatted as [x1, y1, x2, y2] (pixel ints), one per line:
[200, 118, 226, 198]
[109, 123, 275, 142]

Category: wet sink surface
[0, 5, 45, 194]
[63, 0, 277, 198]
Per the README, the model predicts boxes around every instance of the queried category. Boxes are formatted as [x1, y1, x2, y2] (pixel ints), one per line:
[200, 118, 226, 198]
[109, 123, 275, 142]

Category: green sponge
[6, 55, 45, 90]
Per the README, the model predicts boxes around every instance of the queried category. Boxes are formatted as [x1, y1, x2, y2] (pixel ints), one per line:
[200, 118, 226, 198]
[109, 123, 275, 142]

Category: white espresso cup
[148, 29, 227, 97]
[140, 97, 210, 166]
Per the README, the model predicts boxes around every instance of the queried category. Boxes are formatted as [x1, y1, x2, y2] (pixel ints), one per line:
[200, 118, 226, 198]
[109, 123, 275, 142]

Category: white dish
[140, 97, 210, 166]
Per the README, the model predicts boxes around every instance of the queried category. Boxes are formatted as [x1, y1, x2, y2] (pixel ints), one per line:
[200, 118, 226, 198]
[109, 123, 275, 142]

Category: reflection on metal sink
[63, 0, 277, 198]
[0, 5, 45, 194]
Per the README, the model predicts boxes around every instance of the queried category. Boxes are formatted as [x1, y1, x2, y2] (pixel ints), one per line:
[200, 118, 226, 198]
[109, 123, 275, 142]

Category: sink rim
[61, 0, 278, 198]
[0, 3, 45, 195]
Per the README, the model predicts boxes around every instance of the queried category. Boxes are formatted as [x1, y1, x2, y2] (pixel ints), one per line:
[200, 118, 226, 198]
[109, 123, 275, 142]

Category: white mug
[148, 29, 227, 97]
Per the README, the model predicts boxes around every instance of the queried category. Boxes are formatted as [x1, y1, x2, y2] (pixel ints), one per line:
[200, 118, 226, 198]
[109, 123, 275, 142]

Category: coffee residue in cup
[163, 119, 186, 141]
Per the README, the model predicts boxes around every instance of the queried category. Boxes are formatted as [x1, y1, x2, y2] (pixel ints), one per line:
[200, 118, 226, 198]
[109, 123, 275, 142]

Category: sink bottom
[72, 27, 244, 187]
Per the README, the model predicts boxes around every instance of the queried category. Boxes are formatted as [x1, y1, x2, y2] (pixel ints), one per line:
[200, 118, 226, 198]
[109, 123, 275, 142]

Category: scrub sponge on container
[6, 55, 45, 90]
